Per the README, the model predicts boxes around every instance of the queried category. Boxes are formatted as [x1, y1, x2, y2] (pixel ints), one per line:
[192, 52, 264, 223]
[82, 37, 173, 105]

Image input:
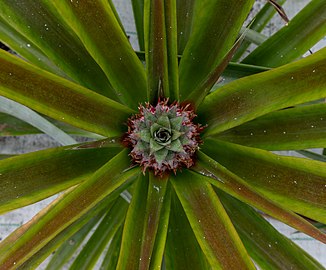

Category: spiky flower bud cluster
[124, 100, 203, 175]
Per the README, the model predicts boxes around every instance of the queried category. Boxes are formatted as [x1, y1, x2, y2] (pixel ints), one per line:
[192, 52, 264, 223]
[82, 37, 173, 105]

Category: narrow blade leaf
[52, 0, 147, 109]
[0, 141, 121, 214]
[202, 139, 326, 224]
[218, 190, 325, 270]
[200, 47, 326, 135]
[243, 0, 326, 67]
[171, 172, 256, 270]
[0, 150, 138, 269]
[0, 96, 76, 146]
[0, 0, 117, 98]
[165, 190, 210, 270]
[70, 197, 128, 270]
[212, 104, 326, 150]
[179, 0, 254, 100]
[0, 50, 134, 137]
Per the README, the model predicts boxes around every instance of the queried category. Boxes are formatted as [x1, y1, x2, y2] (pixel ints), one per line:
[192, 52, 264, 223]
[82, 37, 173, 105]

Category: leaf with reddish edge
[0, 140, 121, 214]
[201, 139, 326, 224]
[43, 212, 106, 270]
[100, 227, 123, 270]
[212, 104, 326, 150]
[171, 172, 256, 270]
[141, 174, 171, 269]
[243, 0, 326, 67]
[187, 32, 247, 108]
[176, 0, 195, 55]
[144, 0, 174, 101]
[52, 0, 147, 109]
[0, 150, 139, 269]
[194, 149, 326, 242]
[0, 50, 134, 137]
[178, 0, 254, 101]
[217, 190, 325, 270]
[165, 190, 211, 270]
[18, 195, 118, 270]
[70, 197, 129, 270]
[0, 16, 66, 78]
[233, 0, 287, 61]
[116, 174, 148, 270]
[199, 47, 326, 136]
[164, 0, 179, 101]
[0, 0, 116, 99]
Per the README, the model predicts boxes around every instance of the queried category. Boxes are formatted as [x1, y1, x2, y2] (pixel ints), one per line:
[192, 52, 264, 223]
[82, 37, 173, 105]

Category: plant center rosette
[124, 99, 203, 175]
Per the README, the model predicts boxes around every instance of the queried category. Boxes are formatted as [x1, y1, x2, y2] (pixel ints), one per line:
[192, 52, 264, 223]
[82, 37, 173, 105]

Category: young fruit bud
[124, 99, 203, 176]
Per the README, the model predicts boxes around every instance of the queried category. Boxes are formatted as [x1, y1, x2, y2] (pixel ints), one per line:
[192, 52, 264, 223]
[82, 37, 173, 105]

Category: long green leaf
[164, 0, 179, 101]
[0, 17, 66, 78]
[165, 190, 210, 270]
[116, 174, 148, 270]
[0, 50, 134, 137]
[176, 0, 195, 54]
[16, 180, 131, 270]
[131, 0, 145, 50]
[0, 140, 121, 214]
[0, 0, 117, 99]
[0, 113, 102, 138]
[20, 200, 112, 270]
[202, 139, 326, 224]
[70, 197, 128, 270]
[0, 96, 76, 146]
[140, 174, 170, 270]
[233, 0, 287, 61]
[218, 62, 269, 88]
[44, 211, 104, 270]
[171, 172, 256, 270]
[243, 0, 326, 67]
[218, 190, 325, 270]
[0, 150, 138, 269]
[52, 0, 147, 109]
[178, 0, 254, 101]
[143, 0, 179, 101]
[199, 47, 326, 136]
[100, 227, 123, 270]
[212, 104, 326, 150]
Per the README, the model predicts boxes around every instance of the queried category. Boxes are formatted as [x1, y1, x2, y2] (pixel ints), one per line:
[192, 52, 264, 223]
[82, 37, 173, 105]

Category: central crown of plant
[125, 100, 203, 175]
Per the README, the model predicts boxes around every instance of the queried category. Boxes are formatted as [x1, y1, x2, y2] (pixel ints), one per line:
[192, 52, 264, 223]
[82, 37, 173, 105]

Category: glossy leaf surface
[21, 202, 110, 270]
[194, 151, 326, 243]
[0, 96, 76, 146]
[213, 104, 326, 150]
[200, 47, 326, 135]
[243, 0, 326, 67]
[0, 16, 66, 77]
[233, 0, 287, 60]
[171, 172, 256, 270]
[0, 0, 116, 98]
[179, 0, 254, 101]
[202, 139, 326, 224]
[44, 212, 103, 270]
[165, 190, 210, 270]
[116, 174, 148, 270]
[0, 141, 121, 214]
[218, 190, 325, 270]
[0, 50, 134, 137]
[0, 150, 138, 269]
[176, 0, 195, 54]
[70, 197, 128, 270]
[52, 0, 147, 108]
